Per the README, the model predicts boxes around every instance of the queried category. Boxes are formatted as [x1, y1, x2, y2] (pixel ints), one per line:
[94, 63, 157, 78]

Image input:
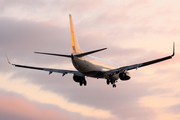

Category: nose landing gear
[113, 84, 116, 88]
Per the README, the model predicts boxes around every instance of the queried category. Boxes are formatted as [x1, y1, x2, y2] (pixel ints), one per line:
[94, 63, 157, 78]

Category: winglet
[172, 42, 175, 57]
[5, 52, 12, 65]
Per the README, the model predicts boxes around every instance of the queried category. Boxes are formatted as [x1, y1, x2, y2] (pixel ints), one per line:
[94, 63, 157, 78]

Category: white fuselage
[72, 55, 119, 80]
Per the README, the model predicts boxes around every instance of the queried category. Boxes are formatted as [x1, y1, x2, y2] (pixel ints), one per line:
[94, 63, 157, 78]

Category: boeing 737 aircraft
[6, 14, 175, 88]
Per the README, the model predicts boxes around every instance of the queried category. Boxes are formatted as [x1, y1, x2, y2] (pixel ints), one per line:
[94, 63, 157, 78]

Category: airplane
[6, 14, 175, 88]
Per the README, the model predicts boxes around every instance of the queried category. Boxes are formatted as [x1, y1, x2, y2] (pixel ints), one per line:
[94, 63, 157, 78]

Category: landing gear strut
[111, 79, 115, 84]
[111, 79, 116, 88]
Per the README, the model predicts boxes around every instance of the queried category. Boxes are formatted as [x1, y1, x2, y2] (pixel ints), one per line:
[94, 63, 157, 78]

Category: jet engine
[119, 71, 131, 81]
[73, 75, 87, 86]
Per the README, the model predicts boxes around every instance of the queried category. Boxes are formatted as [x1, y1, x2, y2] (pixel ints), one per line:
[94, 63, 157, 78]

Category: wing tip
[172, 42, 175, 57]
[5, 52, 12, 65]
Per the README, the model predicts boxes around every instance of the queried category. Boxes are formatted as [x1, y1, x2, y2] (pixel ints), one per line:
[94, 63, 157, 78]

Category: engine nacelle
[73, 75, 85, 83]
[119, 71, 131, 81]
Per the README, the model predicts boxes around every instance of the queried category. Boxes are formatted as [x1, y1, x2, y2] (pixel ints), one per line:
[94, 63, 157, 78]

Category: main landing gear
[106, 79, 116, 88]
[79, 80, 87, 86]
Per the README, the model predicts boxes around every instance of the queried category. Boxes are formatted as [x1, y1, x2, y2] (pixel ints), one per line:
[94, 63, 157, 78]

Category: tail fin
[69, 14, 82, 53]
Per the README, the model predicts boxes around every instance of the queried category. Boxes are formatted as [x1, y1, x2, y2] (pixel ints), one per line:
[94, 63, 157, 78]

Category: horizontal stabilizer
[34, 48, 107, 58]
[34, 52, 71, 58]
[74, 48, 107, 57]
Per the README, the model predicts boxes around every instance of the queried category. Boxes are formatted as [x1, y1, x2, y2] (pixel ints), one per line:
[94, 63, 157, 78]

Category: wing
[5, 53, 84, 76]
[104, 43, 175, 77]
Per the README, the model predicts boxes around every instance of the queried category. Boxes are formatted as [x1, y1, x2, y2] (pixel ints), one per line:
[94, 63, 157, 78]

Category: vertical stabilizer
[69, 14, 82, 53]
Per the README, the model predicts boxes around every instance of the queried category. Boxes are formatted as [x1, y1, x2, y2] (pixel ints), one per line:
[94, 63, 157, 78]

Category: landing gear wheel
[106, 80, 110, 85]
[80, 82, 83, 86]
[113, 84, 116, 88]
[84, 80, 87, 86]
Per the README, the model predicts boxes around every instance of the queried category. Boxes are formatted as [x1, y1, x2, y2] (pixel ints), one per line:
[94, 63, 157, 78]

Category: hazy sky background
[0, 0, 180, 120]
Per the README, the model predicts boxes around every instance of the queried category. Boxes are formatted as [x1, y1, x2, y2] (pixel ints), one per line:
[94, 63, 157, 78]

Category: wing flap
[14, 64, 44, 70]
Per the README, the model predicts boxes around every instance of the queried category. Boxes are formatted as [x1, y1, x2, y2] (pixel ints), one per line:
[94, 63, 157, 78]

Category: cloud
[0, 73, 114, 119]
[0, 18, 72, 68]
[1, 15, 179, 120]
[168, 103, 180, 115]
[1, 0, 180, 120]
[54, 0, 103, 13]
[0, 0, 45, 17]
[0, 90, 73, 120]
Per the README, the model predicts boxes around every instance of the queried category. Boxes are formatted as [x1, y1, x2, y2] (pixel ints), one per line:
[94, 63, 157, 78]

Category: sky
[0, 0, 180, 120]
